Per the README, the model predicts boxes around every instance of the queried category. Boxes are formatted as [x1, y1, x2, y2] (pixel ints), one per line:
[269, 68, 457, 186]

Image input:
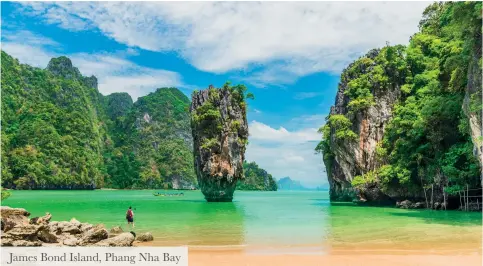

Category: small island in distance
[277, 177, 329, 191]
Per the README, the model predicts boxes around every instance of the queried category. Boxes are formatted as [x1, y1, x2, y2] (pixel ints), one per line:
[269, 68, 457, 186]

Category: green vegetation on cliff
[1, 51, 196, 190]
[191, 82, 251, 150]
[1, 187, 11, 200]
[1, 54, 268, 191]
[113, 88, 197, 189]
[237, 161, 277, 191]
[1, 52, 109, 189]
[344, 45, 409, 113]
[319, 2, 482, 200]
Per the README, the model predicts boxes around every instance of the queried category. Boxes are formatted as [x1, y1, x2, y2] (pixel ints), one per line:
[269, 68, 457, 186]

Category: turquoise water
[2, 190, 481, 252]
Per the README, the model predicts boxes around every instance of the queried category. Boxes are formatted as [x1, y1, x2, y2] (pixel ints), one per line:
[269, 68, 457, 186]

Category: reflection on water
[3, 190, 481, 253]
[241, 194, 331, 254]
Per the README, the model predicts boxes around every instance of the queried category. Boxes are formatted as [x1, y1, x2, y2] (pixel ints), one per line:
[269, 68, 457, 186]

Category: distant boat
[153, 192, 184, 197]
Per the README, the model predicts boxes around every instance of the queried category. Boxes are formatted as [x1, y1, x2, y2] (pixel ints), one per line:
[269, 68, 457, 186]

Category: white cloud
[249, 120, 320, 143]
[2, 42, 56, 68]
[69, 54, 183, 100]
[1, 30, 60, 67]
[2, 30, 60, 47]
[276, 154, 305, 164]
[1, 30, 186, 100]
[246, 120, 326, 187]
[17, 2, 431, 86]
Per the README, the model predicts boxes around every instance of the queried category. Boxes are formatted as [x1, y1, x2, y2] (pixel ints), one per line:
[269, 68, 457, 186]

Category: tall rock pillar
[190, 84, 249, 202]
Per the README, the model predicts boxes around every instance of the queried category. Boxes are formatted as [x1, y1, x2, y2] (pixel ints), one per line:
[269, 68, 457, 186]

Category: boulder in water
[30, 213, 52, 225]
[1, 206, 30, 232]
[55, 221, 81, 234]
[109, 226, 123, 234]
[80, 227, 109, 245]
[136, 232, 153, 242]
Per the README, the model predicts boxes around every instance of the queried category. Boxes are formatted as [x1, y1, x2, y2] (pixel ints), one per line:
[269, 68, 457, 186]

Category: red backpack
[126, 209, 133, 218]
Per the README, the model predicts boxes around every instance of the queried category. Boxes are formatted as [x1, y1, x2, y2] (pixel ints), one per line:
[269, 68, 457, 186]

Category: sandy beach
[188, 246, 482, 266]
[134, 239, 483, 266]
[189, 252, 481, 266]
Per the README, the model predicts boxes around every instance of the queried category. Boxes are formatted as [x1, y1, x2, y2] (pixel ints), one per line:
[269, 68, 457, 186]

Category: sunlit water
[3, 190, 481, 254]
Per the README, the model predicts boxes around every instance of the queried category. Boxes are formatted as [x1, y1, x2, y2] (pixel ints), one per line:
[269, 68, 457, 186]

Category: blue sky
[1, 2, 429, 187]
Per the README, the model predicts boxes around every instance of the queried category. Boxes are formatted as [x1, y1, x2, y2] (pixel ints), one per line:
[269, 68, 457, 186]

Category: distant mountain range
[277, 177, 329, 191]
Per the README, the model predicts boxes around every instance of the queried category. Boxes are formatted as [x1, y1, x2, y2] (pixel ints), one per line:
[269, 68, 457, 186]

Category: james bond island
[190, 84, 250, 202]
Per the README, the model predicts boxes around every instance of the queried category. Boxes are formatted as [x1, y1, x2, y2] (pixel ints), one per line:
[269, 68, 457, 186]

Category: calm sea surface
[3, 190, 481, 253]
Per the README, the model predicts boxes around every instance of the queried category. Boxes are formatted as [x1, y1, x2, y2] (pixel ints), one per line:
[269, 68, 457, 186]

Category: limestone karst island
[0, 1, 482, 266]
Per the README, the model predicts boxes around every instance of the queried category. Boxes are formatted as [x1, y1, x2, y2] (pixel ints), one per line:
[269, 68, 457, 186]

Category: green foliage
[1, 187, 11, 201]
[237, 161, 277, 191]
[118, 88, 197, 189]
[320, 2, 482, 199]
[1, 52, 107, 189]
[352, 165, 411, 192]
[343, 45, 409, 113]
[441, 142, 480, 194]
[192, 101, 223, 149]
[380, 2, 482, 194]
[324, 115, 358, 141]
[246, 92, 255, 100]
[191, 82, 250, 150]
[201, 138, 218, 149]
[231, 120, 241, 133]
[469, 91, 482, 120]
[1, 51, 197, 190]
[352, 171, 378, 188]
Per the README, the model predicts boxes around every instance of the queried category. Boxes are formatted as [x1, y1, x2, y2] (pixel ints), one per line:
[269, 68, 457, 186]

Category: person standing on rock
[126, 206, 135, 228]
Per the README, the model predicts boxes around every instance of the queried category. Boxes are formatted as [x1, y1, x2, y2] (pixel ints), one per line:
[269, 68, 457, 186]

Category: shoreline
[136, 241, 482, 254]
[5, 189, 481, 213]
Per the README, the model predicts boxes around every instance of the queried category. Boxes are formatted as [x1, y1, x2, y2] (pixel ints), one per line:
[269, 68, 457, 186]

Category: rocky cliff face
[190, 85, 249, 202]
[123, 88, 197, 189]
[47, 56, 98, 90]
[463, 40, 483, 169]
[323, 3, 482, 208]
[326, 49, 401, 202]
